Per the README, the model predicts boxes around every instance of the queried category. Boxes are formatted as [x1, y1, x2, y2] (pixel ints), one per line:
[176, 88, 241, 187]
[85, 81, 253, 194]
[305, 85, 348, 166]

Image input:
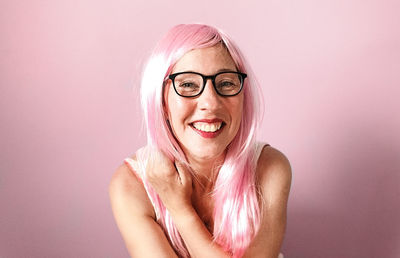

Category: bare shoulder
[256, 145, 292, 199]
[108, 154, 155, 218]
[109, 154, 179, 257]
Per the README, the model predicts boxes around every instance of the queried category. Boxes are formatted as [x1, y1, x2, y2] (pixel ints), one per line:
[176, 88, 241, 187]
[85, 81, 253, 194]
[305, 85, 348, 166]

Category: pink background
[1, 0, 399, 257]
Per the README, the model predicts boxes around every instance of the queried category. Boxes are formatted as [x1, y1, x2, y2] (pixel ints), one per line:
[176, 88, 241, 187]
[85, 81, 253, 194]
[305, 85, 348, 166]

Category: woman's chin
[185, 147, 226, 163]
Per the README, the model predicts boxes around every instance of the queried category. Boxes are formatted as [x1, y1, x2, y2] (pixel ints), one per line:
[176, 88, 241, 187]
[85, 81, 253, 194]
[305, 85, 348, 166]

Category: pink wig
[137, 24, 263, 257]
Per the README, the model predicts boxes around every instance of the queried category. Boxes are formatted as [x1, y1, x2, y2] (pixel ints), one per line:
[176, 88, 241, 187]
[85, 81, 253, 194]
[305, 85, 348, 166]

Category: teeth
[192, 122, 222, 132]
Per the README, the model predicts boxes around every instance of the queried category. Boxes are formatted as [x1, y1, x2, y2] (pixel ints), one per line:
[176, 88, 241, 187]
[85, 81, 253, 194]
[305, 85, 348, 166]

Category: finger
[175, 161, 192, 186]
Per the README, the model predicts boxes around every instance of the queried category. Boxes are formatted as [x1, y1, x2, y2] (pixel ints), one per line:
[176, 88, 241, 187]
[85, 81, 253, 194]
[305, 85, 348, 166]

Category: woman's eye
[218, 81, 235, 88]
[180, 82, 196, 88]
[179, 82, 200, 89]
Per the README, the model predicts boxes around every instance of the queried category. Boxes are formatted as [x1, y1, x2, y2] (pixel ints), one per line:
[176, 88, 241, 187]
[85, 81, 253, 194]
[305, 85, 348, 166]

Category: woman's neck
[185, 151, 226, 193]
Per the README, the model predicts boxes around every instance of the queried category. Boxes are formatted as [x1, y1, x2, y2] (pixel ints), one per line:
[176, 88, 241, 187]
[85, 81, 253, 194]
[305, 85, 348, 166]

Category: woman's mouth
[192, 121, 222, 132]
[190, 121, 225, 138]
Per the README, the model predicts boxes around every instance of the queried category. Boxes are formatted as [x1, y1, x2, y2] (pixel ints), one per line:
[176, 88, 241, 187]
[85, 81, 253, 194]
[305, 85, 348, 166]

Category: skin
[109, 44, 292, 258]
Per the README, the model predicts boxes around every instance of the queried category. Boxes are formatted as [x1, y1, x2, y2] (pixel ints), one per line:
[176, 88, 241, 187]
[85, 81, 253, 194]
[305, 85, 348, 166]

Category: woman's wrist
[169, 206, 230, 258]
[168, 205, 198, 226]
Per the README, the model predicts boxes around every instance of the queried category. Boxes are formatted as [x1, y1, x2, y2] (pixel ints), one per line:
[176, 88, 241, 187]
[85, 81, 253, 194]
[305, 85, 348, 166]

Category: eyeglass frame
[167, 71, 247, 98]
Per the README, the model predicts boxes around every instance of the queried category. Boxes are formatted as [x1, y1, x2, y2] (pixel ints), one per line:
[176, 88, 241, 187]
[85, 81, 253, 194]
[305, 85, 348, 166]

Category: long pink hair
[136, 24, 263, 257]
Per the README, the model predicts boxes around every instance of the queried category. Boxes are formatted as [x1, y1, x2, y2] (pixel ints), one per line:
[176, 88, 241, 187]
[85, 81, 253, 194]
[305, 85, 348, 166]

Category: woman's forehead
[172, 45, 237, 74]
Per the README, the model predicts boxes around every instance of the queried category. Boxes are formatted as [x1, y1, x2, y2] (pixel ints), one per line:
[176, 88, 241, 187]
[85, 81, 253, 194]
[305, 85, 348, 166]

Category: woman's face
[164, 44, 244, 162]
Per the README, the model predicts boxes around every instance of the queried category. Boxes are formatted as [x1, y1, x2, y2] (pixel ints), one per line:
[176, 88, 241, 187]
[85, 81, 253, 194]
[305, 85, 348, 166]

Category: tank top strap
[124, 157, 144, 183]
[255, 142, 270, 161]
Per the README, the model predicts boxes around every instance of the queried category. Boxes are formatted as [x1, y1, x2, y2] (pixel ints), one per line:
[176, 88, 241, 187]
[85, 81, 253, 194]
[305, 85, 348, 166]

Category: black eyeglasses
[168, 71, 247, 97]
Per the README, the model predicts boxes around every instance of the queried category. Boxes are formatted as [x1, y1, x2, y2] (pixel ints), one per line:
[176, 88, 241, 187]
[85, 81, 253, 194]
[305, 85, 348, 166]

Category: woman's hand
[145, 149, 193, 215]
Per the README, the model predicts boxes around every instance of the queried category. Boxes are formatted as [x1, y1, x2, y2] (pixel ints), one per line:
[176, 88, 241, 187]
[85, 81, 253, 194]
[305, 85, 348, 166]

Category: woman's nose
[198, 79, 222, 110]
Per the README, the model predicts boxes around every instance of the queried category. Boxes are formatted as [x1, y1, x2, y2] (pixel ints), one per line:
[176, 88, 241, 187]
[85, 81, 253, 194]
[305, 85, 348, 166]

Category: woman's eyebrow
[216, 68, 238, 73]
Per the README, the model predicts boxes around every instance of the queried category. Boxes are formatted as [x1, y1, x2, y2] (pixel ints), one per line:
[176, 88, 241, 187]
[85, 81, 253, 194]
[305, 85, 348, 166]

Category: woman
[109, 24, 291, 258]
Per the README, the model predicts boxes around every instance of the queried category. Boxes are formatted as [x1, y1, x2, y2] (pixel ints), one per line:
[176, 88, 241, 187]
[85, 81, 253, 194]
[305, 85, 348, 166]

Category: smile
[190, 121, 225, 138]
[192, 121, 222, 132]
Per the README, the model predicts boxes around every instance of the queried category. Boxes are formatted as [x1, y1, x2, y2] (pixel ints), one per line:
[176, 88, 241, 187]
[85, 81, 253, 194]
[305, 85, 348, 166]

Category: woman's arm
[168, 205, 230, 258]
[109, 163, 179, 258]
[144, 150, 231, 258]
[243, 146, 292, 258]
[109, 156, 229, 258]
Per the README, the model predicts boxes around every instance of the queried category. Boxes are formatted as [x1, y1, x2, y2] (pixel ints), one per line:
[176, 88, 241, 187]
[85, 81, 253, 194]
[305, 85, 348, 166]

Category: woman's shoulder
[255, 144, 292, 204]
[108, 148, 155, 218]
[256, 144, 291, 174]
[109, 154, 139, 192]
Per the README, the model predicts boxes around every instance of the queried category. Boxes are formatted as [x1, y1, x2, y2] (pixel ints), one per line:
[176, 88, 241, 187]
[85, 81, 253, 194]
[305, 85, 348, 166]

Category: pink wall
[1, 0, 399, 257]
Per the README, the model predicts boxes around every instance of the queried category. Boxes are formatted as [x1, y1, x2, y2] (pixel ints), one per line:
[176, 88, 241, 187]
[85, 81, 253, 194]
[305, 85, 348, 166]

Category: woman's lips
[192, 121, 222, 132]
[190, 122, 225, 138]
